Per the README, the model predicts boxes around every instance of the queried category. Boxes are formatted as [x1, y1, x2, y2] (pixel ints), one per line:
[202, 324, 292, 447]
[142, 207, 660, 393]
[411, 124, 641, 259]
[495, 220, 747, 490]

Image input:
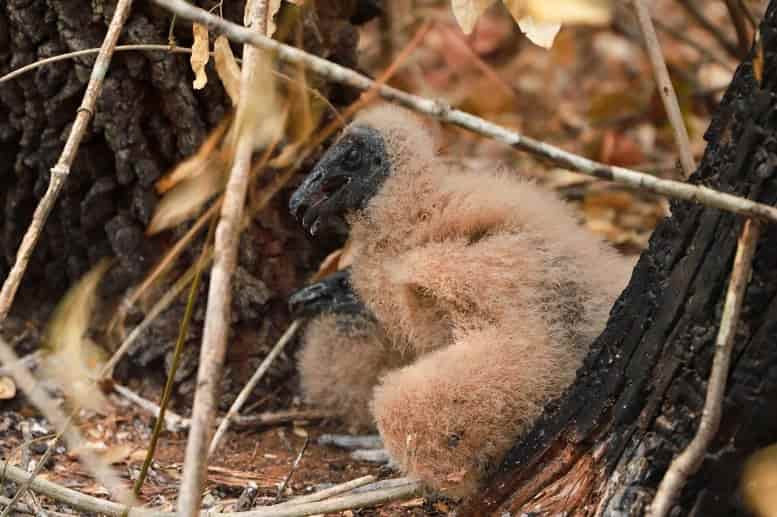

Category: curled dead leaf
[155, 116, 231, 194]
[227, 48, 285, 152]
[148, 161, 226, 235]
[190, 23, 210, 90]
[516, 16, 561, 48]
[452, 0, 612, 46]
[268, 0, 283, 36]
[0, 376, 16, 400]
[214, 35, 241, 105]
[452, 0, 495, 34]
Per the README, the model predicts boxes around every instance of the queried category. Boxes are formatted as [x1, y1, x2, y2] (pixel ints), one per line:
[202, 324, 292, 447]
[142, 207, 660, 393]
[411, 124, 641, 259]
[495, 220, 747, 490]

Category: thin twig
[112, 383, 190, 431]
[632, 0, 696, 178]
[134, 218, 215, 496]
[275, 436, 309, 500]
[0, 0, 134, 321]
[208, 321, 301, 457]
[232, 409, 335, 429]
[653, 19, 735, 72]
[112, 385, 330, 432]
[676, 0, 742, 59]
[0, 45, 340, 131]
[649, 219, 760, 517]
[724, 0, 752, 57]
[0, 338, 133, 505]
[150, 0, 777, 224]
[0, 462, 422, 516]
[177, 1, 271, 514]
[280, 475, 376, 506]
[102, 249, 214, 378]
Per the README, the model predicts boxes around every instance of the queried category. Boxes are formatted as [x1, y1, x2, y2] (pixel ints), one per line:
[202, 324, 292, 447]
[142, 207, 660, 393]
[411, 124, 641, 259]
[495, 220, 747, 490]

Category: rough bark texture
[462, 4, 777, 516]
[0, 0, 370, 400]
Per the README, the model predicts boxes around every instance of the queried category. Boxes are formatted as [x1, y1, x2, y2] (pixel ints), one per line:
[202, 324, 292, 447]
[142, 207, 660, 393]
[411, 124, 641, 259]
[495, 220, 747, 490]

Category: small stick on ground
[0, 462, 423, 517]
[150, 0, 777, 224]
[632, 0, 696, 178]
[177, 1, 272, 514]
[275, 436, 309, 500]
[280, 475, 376, 506]
[208, 321, 301, 457]
[232, 409, 335, 429]
[649, 218, 760, 517]
[0, 0, 135, 321]
[112, 383, 189, 431]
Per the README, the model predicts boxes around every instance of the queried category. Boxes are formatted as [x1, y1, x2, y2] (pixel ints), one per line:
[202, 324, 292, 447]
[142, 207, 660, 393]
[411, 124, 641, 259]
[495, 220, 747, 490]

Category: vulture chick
[289, 105, 633, 495]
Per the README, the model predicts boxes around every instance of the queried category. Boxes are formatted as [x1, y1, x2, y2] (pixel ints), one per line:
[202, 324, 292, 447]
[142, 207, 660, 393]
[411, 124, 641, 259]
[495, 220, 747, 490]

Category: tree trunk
[0, 1, 368, 388]
[462, 4, 777, 516]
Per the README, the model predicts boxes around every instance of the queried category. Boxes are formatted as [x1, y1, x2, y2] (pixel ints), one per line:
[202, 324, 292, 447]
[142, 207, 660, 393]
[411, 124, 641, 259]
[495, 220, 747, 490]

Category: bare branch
[632, 0, 696, 178]
[208, 320, 301, 457]
[0, 462, 422, 516]
[177, 1, 271, 514]
[0, 0, 135, 321]
[649, 218, 761, 517]
[150, 0, 777, 224]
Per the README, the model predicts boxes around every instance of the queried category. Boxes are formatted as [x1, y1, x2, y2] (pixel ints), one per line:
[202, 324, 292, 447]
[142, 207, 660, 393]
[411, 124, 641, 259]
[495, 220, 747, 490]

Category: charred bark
[462, 4, 777, 516]
[0, 1, 372, 394]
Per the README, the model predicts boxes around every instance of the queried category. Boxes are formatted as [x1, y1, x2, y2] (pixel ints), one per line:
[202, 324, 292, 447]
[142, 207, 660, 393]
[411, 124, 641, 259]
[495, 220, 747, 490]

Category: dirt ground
[0, 0, 757, 515]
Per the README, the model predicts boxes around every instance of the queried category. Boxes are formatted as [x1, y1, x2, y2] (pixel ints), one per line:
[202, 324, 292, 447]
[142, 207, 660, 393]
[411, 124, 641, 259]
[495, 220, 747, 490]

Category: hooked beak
[288, 270, 362, 318]
[289, 165, 351, 236]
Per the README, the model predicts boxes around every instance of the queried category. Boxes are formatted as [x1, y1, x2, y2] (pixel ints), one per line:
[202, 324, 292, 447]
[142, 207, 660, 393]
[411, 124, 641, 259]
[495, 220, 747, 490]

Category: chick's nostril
[321, 175, 350, 195]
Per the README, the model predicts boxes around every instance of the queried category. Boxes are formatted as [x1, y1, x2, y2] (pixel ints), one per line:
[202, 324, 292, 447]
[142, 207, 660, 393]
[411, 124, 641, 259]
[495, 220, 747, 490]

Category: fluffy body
[295, 105, 632, 495]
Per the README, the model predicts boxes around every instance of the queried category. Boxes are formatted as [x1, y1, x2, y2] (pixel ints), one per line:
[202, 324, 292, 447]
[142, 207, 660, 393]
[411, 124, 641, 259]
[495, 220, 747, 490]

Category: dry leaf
[504, 0, 612, 24]
[0, 376, 16, 400]
[452, 0, 495, 34]
[155, 116, 231, 193]
[190, 23, 210, 90]
[99, 443, 134, 465]
[516, 16, 561, 48]
[42, 260, 111, 413]
[227, 48, 285, 152]
[742, 443, 777, 517]
[267, 0, 283, 36]
[148, 162, 225, 235]
[452, 0, 612, 45]
[214, 35, 241, 105]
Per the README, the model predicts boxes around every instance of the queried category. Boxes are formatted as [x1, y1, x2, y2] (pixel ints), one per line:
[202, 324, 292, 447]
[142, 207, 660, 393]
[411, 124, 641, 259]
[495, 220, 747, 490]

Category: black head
[289, 124, 390, 236]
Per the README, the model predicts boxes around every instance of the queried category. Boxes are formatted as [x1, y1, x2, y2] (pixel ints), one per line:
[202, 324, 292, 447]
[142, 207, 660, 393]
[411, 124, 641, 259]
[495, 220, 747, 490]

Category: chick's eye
[341, 146, 362, 171]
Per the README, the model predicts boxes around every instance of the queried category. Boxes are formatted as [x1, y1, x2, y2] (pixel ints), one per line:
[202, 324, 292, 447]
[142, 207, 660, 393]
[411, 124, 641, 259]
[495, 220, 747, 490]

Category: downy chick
[289, 105, 632, 495]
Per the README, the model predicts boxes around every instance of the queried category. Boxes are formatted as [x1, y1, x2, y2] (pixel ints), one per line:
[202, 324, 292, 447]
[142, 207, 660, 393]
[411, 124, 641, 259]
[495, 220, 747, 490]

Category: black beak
[288, 270, 363, 318]
[289, 166, 324, 223]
